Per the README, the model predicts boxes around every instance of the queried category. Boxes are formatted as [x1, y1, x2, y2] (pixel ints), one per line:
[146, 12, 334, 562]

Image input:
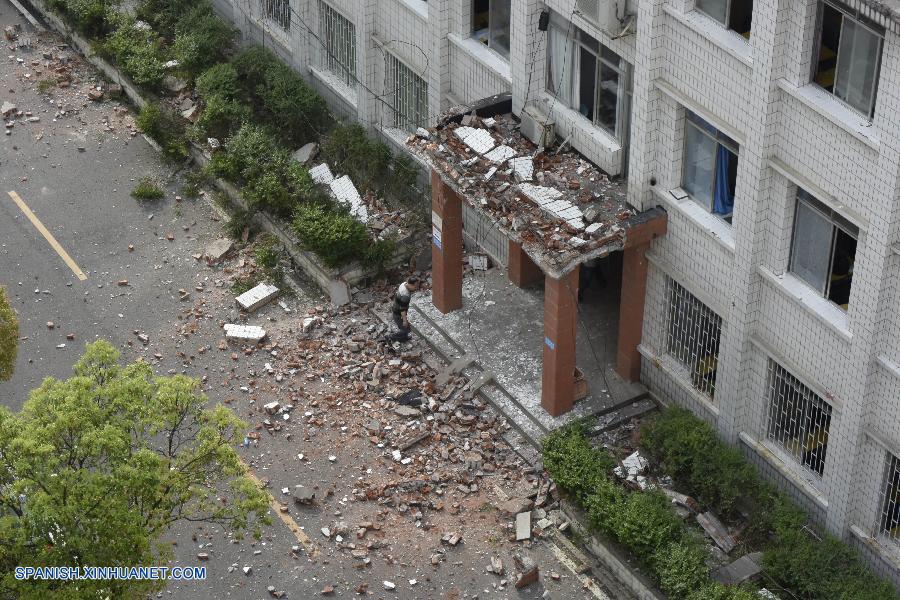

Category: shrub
[196, 94, 251, 139]
[224, 208, 255, 241]
[135, 0, 193, 38]
[255, 61, 329, 146]
[362, 237, 397, 274]
[131, 176, 164, 200]
[50, 0, 120, 37]
[231, 45, 280, 92]
[582, 477, 626, 537]
[171, 3, 234, 77]
[137, 102, 188, 162]
[196, 64, 241, 100]
[323, 123, 392, 193]
[541, 423, 616, 502]
[687, 584, 760, 600]
[292, 203, 368, 268]
[101, 19, 167, 88]
[209, 123, 283, 183]
[640, 407, 758, 517]
[610, 491, 685, 563]
[652, 538, 710, 600]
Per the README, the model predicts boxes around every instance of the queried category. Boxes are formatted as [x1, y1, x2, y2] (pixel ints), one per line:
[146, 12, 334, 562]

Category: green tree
[0, 286, 17, 381]
[0, 341, 269, 599]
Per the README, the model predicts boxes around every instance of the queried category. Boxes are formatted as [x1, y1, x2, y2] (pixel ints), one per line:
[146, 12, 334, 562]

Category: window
[472, 0, 511, 59]
[766, 360, 832, 477]
[385, 53, 428, 132]
[696, 0, 753, 37]
[666, 278, 723, 399]
[879, 453, 900, 543]
[260, 0, 291, 31]
[813, 1, 884, 118]
[318, 2, 356, 87]
[682, 110, 738, 223]
[789, 188, 858, 310]
[546, 14, 632, 140]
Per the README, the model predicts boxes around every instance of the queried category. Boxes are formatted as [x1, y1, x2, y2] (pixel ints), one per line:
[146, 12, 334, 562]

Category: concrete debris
[236, 282, 280, 312]
[205, 238, 234, 265]
[621, 451, 648, 476]
[302, 316, 323, 333]
[515, 511, 532, 541]
[87, 88, 103, 101]
[162, 75, 187, 94]
[498, 497, 533, 516]
[712, 552, 763, 586]
[513, 552, 539, 589]
[382, 580, 396, 590]
[696, 511, 737, 553]
[293, 486, 315, 504]
[309, 163, 334, 185]
[223, 324, 266, 343]
[2, 101, 16, 117]
[292, 142, 318, 164]
[489, 556, 504, 575]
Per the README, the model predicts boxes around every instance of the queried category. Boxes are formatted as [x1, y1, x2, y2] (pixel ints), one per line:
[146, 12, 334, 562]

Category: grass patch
[131, 176, 164, 200]
[137, 102, 189, 162]
[37, 78, 56, 94]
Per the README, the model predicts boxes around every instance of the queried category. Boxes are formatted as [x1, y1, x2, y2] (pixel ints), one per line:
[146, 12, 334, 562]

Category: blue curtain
[713, 146, 734, 216]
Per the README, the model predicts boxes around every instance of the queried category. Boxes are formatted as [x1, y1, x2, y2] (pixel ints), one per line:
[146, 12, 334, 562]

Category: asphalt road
[0, 4, 620, 599]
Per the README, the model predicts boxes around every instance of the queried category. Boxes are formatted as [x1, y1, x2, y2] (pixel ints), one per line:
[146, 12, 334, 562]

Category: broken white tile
[235, 282, 280, 312]
[330, 175, 369, 222]
[585, 222, 602, 234]
[509, 156, 533, 181]
[223, 324, 267, 343]
[309, 163, 334, 185]
[453, 126, 496, 154]
[484, 144, 516, 163]
[518, 183, 562, 206]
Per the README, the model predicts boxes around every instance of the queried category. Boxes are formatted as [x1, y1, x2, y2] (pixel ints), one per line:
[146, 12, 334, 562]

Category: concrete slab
[411, 262, 646, 432]
[224, 324, 266, 343]
[515, 511, 531, 541]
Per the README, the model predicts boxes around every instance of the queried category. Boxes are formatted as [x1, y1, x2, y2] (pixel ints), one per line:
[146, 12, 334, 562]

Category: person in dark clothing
[389, 276, 420, 342]
[578, 257, 606, 303]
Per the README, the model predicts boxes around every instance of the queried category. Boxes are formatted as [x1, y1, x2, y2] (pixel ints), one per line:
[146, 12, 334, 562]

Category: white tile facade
[214, 0, 900, 579]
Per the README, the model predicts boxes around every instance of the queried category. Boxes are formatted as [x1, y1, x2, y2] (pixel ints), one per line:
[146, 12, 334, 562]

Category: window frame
[545, 15, 632, 141]
[665, 277, 723, 399]
[318, 1, 357, 87]
[385, 53, 428, 132]
[695, 0, 753, 35]
[879, 452, 900, 544]
[681, 109, 739, 223]
[471, 0, 511, 59]
[788, 188, 858, 309]
[260, 0, 291, 32]
[765, 359, 833, 478]
[811, 0, 884, 119]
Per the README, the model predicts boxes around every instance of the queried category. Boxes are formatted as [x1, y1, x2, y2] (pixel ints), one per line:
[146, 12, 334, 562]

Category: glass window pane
[696, 0, 727, 25]
[790, 197, 833, 294]
[682, 122, 716, 209]
[597, 61, 619, 135]
[578, 47, 597, 121]
[834, 17, 882, 116]
[472, 0, 489, 41]
[489, 0, 511, 58]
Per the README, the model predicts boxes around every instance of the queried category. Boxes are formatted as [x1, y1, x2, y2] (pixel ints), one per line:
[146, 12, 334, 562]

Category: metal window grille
[665, 278, 722, 398]
[318, 2, 356, 87]
[462, 201, 508, 267]
[260, 0, 291, 31]
[879, 453, 900, 542]
[765, 360, 832, 477]
[385, 53, 428, 132]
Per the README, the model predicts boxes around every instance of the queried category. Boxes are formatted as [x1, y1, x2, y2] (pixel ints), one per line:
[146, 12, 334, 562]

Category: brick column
[542, 267, 579, 417]
[616, 213, 667, 381]
[431, 170, 463, 314]
[507, 239, 544, 288]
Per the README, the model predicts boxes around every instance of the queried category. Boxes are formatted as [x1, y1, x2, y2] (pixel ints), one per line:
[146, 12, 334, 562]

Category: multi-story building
[212, 0, 900, 581]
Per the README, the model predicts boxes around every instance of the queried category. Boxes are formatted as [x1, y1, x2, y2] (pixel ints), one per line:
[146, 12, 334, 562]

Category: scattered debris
[223, 324, 266, 343]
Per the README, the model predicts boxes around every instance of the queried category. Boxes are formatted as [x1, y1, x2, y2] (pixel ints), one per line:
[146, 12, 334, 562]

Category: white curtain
[789, 196, 833, 295]
[834, 17, 882, 116]
[547, 25, 572, 108]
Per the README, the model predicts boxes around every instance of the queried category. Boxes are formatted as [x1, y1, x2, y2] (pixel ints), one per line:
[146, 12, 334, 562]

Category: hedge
[639, 407, 900, 600]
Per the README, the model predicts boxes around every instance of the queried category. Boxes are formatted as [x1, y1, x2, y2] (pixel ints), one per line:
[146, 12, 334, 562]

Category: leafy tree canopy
[0, 286, 17, 382]
[0, 341, 269, 599]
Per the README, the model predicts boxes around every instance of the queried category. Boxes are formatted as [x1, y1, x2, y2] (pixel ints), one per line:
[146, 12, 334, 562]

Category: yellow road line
[239, 457, 316, 557]
[7, 190, 87, 281]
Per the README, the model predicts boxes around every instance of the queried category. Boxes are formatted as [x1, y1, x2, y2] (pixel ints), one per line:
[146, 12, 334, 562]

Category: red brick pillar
[431, 170, 463, 314]
[616, 213, 667, 382]
[542, 266, 579, 417]
[508, 239, 544, 288]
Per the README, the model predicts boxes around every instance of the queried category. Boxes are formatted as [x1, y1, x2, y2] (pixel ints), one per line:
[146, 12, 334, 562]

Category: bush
[582, 477, 626, 537]
[362, 237, 397, 274]
[610, 491, 685, 563]
[687, 584, 760, 600]
[196, 94, 251, 139]
[135, 0, 193, 38]
[209, 123, 283, 183]
[541, 423, 616, 502]
[196, 64, 241, 100]
[231, 45, 280, 92]
[224, 208, 255, 241]
[640, 407, 759, 517]
[652, 538, 710, 600]
[255, 61, 329, 146]
[171, 3, 234, 77]
[101, 19, 167, 88]
[323, 123, 392, 193]
[292, 203, 368, 268]
[137, 102, 188, 162]
[131, 176, 164, 200]
[50, 0, 120, 37]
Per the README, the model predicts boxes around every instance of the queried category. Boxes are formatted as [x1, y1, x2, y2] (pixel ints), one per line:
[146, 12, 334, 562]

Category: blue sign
[544, 336, 555, 350]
